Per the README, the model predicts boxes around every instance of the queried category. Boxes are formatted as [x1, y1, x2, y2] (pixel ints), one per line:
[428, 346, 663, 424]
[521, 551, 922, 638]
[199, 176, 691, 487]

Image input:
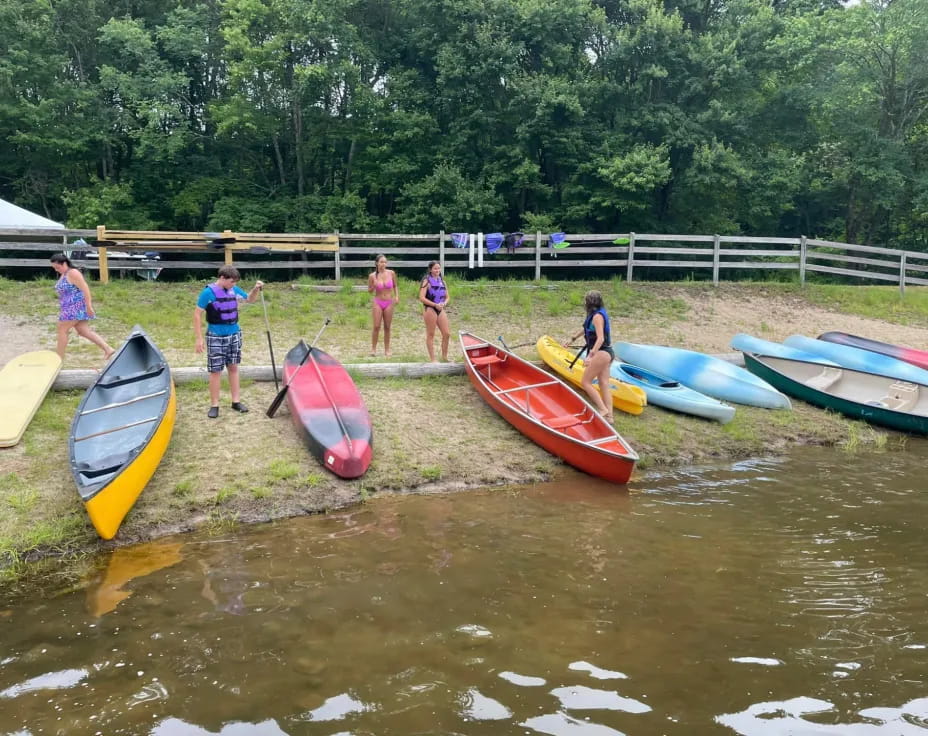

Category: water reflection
[1, 447, 928, 734]
[86, 541, 183, 616]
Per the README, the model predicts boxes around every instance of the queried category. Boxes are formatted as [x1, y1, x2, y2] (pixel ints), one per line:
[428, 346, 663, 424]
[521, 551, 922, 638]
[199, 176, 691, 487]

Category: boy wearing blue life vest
[193, 265, 264, 418]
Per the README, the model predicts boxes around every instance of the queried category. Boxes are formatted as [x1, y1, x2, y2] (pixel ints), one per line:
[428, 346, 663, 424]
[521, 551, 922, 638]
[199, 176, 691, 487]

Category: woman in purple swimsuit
[418, 261, 451, 362]
[368, 253, 399, 357]
[50, 253, 114, 363]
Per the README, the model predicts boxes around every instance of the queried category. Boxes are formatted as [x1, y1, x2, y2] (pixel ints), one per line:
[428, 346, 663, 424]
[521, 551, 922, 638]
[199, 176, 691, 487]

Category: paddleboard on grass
[0, 350, 62, 447]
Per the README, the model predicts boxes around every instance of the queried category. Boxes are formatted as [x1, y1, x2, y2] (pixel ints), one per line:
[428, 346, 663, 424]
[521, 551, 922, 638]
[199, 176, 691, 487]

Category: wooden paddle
[265, 318, 331, 418]
[259, 289, 279, 392]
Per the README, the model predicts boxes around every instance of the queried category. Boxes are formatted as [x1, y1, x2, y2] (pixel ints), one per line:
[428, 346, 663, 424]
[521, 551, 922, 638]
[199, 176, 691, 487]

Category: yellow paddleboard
[536, 335, 647, 416]
[0, 350, 62, 447]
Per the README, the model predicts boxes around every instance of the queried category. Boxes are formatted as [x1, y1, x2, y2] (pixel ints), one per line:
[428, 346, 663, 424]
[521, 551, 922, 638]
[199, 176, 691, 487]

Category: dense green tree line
[1, 0, 925, 248]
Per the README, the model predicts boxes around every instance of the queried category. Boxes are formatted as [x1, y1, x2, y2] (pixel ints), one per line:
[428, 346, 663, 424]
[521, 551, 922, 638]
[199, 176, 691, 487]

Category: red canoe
[460, 332, 638, 483]
[283, 341, 372, 478]
[819, 331, 928, 371]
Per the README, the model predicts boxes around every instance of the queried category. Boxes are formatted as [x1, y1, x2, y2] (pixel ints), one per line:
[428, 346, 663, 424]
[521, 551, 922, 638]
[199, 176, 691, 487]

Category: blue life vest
[583, 308, 611, 352]
[425, 276, 447, 304]
[205, 284, 239, 325]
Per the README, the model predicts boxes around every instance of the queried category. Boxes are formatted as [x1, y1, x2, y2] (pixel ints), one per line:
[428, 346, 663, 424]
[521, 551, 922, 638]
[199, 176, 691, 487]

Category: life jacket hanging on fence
[485, 233, 504, 254]
[504, 232, 525, 254]
[451, 233, 469, 248]
[549, 232, 570, 258]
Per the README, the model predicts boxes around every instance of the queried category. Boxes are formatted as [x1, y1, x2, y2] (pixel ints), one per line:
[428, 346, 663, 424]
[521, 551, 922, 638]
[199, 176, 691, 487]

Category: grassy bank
[0, 276, 921, 577]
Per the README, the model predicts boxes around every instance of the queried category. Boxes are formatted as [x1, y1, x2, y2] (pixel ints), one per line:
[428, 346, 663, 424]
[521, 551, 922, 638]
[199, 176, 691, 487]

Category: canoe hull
[610, 362, 735, 423]
[614, 342, 791, 409]
[84, 387, 176, 540]
[784, 334, 928, 385]
[70, 327, 175, 540]
[535, 335, 646, 415]
[819, 331, 928, 372]
[463, 333, 637, 484]
[284, 342, 372, 479]
[743, 353, 928, 435]
[0, 350, 62, 447]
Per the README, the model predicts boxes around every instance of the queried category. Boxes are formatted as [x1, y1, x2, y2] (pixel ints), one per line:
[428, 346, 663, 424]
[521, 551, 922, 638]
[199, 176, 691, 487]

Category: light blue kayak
[611, 362, 736, 423]
[783, 335, 928, 385]
[730, 334, 839, 366]
[614, 342, 791, 409]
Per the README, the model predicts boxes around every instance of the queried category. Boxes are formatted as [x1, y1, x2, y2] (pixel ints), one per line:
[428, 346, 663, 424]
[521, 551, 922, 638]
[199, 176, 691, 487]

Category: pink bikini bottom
[374, 298, 393, 311]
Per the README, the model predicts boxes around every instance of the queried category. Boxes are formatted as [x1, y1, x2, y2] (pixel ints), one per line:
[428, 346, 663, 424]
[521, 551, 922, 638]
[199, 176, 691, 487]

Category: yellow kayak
[536, 335, 646, 416]
[0, 350, 62, 447]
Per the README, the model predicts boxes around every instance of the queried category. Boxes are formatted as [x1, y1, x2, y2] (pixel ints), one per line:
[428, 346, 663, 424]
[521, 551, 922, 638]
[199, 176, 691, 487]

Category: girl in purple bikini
[368, 253, 399, 357]
[49, 253, 114, 363]
[418, 260, 451, 362]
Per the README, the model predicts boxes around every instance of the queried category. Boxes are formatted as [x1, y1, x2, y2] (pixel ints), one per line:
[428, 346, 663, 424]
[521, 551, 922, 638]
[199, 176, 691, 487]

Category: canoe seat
[881, 381, 919, 412]
[806, 366, 842, 391]
[543, 413, 582, 429]
[98, 363, 166, 389]
[471, 354, 502, 367]
[75, 450, 134, 478]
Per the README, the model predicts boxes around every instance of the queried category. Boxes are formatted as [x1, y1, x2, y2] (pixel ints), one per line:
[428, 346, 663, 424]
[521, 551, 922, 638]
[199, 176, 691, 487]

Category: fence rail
[0, 228, 926, 292]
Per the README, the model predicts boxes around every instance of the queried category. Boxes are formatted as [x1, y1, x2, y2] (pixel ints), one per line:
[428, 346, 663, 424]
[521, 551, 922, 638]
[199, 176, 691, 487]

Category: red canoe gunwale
[460, 332, 638, 484]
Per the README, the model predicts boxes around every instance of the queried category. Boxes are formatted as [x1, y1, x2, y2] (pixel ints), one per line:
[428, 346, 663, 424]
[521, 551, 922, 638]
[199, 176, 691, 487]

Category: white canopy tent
[0, 197, 64, 229]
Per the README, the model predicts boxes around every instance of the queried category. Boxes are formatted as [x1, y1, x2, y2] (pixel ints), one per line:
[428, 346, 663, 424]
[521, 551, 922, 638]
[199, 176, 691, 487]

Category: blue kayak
[783, 335, 928, 385]
[611, 362, 735, 423]
[730, 334, 839, 365]
[614, 342, 791, 409]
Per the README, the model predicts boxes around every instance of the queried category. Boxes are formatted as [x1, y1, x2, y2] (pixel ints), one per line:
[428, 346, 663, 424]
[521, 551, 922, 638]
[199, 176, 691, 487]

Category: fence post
[224, 244, 233, 265]
[799, 235, 807, 286]
[468, 233, 475, 269]
[712, 234, 720, 285]
[478, 232, 484, 268]
[626, 233, 635, 283]
[439, 230, 446, 271]
[95, 225, 109, 284]
[899, 251, 907, 295]
[98, 246, 109, 284]
[534, 231, 541, 280]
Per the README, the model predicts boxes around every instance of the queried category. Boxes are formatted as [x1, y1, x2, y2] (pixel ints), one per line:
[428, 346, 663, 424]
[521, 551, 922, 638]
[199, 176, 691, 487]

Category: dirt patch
[0, 315, 53, 365]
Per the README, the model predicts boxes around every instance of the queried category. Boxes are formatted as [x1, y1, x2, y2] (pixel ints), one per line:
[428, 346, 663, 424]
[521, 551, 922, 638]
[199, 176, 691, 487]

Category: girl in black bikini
[566, 290, 615, 422]
[418, 261, 450, 362]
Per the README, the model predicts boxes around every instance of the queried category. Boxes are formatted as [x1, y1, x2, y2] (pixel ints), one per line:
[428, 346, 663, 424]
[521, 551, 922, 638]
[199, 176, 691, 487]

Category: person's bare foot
[103, 349, 115, 361]
[369, 351, 376, 357]
[385, 351, 392, 358]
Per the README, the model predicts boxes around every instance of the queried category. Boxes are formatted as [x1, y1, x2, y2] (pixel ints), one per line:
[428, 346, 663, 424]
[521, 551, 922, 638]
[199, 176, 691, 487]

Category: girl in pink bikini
[49, 253, 115, 363]
[368, 254, 399, 357]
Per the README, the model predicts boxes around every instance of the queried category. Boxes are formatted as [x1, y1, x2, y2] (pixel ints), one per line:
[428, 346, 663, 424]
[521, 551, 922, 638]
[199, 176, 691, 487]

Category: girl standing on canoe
[566, 290, 614, 422]
[49, 253, 115, 363]
[368, 253, 399, 357]
[419, 261, 451, 362]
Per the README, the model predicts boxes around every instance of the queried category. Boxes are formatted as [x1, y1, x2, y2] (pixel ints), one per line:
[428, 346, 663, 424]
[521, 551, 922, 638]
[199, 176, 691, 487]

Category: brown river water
[2, 447, 928, 735]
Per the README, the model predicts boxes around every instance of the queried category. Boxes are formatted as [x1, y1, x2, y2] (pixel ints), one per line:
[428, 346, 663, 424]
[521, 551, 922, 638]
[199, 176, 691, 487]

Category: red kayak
[818, 331, 928, 371]
[283, 341, 372, 478]
[460, 332, 638, 483]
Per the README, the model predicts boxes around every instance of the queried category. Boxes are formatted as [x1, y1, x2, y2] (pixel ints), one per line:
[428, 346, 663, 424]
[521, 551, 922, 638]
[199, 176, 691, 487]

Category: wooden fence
[1, 228, 927, 293]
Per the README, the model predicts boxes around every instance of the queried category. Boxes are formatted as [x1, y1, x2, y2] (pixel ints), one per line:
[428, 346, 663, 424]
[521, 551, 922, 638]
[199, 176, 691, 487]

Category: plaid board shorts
[206, 331, 243, 373]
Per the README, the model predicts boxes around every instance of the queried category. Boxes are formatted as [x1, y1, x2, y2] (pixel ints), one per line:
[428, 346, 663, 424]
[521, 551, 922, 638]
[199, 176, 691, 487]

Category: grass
[2, 275, 927, 577]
